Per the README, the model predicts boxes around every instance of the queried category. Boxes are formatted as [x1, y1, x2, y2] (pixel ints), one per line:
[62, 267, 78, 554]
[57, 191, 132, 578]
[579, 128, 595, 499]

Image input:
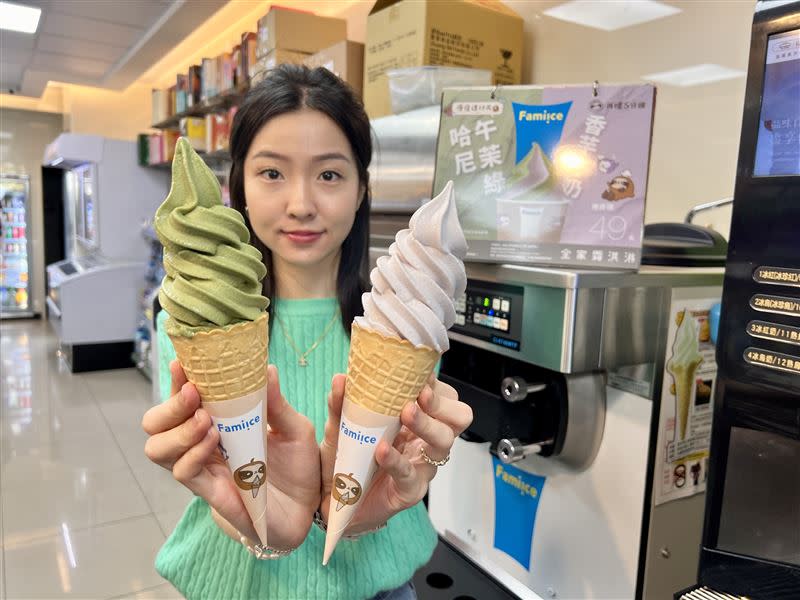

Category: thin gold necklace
[274, 306, 340, 367]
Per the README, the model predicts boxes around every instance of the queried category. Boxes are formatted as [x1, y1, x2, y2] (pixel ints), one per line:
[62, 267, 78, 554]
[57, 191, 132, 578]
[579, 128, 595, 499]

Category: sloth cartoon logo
[233, 458, 266, 498]
[602, 171, 635, 201]
[332, 473, 362, 512]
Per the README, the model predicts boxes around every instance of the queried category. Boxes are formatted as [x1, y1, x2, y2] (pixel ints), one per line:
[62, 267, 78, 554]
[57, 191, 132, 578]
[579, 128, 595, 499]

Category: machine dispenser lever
[501, 376, 546, 402]
[497, 437, 554, 464]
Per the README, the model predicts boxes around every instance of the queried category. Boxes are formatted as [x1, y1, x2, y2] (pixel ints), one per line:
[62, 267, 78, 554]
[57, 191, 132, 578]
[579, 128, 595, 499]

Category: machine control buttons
[492, 298, 501, 310]
[747, 320, 800, 345]
[744, 347, 800, 375]
[455, 293, 467, 314]
[455, 314, 466, 326]
[750, 293, 800, 317]
[753, 266, 800, 288]
[501, 376, 547, 402]
[501, 299, 510, 312]
[472, 312, 509, 331]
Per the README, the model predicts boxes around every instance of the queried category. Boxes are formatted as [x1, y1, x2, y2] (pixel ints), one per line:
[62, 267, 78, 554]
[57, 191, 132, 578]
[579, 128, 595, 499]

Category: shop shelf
[151, 82, 249, 129]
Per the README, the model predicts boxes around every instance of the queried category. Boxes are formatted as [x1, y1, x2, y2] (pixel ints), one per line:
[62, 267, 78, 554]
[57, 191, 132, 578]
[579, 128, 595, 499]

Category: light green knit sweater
[155, 298, 438, 599]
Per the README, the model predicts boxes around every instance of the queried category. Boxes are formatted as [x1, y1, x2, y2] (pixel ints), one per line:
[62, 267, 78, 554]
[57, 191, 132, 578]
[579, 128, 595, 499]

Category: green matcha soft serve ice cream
[154, 137, 271, 547]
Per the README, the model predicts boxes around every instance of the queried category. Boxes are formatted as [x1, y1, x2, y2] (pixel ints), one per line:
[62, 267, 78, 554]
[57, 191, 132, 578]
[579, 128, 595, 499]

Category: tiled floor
[1, 319, 186, 599]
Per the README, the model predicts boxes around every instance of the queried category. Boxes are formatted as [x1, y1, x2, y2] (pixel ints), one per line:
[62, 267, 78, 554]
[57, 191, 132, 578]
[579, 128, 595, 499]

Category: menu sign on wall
[433, 84, 656, 269]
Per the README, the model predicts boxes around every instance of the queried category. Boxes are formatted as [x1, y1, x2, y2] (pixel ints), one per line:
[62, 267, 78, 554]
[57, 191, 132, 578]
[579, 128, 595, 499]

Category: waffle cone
[346, 323, 439, 416]
[169, 313, 269, 402]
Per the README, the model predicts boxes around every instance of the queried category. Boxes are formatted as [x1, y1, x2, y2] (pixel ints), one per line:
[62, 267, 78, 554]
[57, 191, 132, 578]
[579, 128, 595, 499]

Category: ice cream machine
[424, 262, 724, 600]
[364, 65, 728, 598]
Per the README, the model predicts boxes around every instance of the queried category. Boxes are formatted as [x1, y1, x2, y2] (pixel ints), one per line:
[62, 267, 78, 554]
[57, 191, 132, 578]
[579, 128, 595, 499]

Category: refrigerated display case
[1, 174, 34, 319]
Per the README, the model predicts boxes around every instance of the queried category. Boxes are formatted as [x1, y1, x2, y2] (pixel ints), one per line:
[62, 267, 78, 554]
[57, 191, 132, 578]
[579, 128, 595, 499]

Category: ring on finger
[420, 445, 450, 467]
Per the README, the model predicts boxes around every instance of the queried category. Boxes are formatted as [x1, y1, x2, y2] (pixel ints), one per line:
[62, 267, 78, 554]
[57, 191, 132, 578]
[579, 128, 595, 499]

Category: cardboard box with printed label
[256, 6, 347, 58]
[304, 41, 365, 96]
[363, 0, 524, 118]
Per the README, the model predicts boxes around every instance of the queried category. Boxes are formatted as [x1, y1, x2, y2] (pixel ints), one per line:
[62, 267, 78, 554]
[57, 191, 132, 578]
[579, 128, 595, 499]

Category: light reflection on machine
[1, 331, 33, 436]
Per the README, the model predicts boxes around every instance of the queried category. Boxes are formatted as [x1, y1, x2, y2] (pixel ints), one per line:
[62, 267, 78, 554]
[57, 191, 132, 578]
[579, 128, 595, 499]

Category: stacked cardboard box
[304, 41, 365, 96]
[363, 0, 524, 118]
[254, 6, 347, 78]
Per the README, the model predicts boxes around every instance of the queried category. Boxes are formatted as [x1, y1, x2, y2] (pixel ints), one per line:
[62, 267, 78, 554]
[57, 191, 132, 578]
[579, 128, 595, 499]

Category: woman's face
[243, 108, 362, 270]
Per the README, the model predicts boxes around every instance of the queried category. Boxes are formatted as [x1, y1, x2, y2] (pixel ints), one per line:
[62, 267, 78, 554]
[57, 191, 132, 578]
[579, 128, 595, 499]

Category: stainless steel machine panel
[449, 262, 722, 373]
[369, 106, 439, 214]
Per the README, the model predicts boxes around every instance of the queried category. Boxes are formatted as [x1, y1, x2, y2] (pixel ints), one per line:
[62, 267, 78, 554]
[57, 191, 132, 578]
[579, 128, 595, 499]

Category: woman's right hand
[141, 360, 321, 551]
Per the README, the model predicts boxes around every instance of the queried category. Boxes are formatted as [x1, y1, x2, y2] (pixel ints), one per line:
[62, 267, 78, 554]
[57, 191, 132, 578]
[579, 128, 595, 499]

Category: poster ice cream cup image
[155, 137, 271, 546]
[496, 143, 569, 243]
[667, 313, 703, 442]
[323, 180, 467, 565]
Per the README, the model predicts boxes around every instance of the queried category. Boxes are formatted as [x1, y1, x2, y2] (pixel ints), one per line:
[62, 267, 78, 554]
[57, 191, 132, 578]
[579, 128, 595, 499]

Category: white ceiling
[0, 0, 227, 97]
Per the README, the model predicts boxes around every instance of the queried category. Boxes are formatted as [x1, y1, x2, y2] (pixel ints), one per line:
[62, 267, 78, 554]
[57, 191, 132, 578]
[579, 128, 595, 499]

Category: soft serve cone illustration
[155, 137, 271, 545]
[496, 143, 567, 243]
[667, 313, 703, 442]
[323, 180, 467, 564]
[502, 142, 557, 201]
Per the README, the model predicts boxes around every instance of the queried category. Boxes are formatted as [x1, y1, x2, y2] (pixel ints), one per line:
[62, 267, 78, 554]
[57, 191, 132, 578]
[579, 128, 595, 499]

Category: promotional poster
[654, 291, 720, 506]
[433, 84, 656, 269]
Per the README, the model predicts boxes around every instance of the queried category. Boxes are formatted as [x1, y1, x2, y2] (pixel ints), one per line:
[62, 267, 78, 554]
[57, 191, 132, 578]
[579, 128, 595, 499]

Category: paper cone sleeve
[346, 323, 440, 416]
[168, 313, 269, 402]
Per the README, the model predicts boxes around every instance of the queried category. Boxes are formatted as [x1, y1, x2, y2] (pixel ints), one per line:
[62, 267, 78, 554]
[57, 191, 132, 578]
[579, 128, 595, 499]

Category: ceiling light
[543, 0, 681, 31]
[643, 64, 746, 87]
[0, 1, 41, 34]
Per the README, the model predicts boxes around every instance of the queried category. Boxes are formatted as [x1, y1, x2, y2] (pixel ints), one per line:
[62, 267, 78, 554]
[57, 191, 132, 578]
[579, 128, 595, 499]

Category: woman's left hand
[319, 373, 473, 534]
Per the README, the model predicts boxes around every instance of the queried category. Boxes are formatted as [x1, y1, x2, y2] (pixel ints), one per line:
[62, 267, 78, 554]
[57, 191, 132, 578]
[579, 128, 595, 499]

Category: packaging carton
[304, 41, 365, 95]
[363, 0, 524, 118]
[256, 6, 347, 58]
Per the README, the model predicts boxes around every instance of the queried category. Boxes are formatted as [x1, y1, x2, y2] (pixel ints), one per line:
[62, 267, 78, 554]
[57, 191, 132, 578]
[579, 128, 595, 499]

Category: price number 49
[589, 215, 629, 241]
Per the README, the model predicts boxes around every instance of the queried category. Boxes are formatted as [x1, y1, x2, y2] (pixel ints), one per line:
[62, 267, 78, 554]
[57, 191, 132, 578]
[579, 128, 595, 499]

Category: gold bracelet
[312, 510, 387, 540]
[237, 531, 295, 560]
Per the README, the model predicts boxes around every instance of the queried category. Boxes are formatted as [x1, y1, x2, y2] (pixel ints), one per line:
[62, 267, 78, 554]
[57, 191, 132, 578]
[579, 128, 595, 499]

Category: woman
[142, 65, 472, 600]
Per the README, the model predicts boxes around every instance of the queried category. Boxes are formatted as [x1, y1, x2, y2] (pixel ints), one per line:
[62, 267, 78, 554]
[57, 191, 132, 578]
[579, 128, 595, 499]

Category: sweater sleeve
[156, 310, 177, 403]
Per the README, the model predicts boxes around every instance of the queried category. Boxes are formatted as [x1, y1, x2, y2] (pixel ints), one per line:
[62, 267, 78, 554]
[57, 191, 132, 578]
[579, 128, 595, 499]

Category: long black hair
[229, 65, 371, 333]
